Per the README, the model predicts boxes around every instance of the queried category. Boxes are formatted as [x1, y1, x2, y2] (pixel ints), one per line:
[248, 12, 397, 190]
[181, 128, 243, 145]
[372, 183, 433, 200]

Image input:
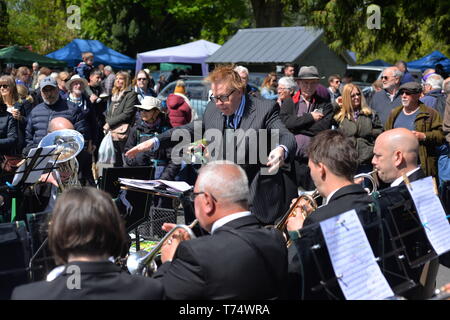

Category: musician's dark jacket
[124, 113, 180, 180]
[11, 261, 164, 300]
[288, 184, 374, 300]
[152, 214, 289, 300]
[156, 95, 297, 225]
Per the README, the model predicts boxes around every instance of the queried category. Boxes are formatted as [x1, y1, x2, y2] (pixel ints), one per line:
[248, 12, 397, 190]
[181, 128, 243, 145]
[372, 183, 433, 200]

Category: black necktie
[226, 114, 235, 129]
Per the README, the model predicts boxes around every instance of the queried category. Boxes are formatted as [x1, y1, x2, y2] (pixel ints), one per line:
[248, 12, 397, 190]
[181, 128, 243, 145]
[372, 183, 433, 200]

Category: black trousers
[294, 157, 315, 191]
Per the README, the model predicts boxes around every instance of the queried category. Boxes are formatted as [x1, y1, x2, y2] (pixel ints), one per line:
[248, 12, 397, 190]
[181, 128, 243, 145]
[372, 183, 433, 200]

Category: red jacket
[166, 94, 192, 127]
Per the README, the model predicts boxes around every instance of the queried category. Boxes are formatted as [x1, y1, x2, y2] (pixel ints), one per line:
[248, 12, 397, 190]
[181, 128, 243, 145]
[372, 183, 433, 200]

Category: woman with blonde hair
[260, 72, 278, 100]
[333, 83, 383, 172]
[0, 76, 26, 156]
[104, 71, 139, 167]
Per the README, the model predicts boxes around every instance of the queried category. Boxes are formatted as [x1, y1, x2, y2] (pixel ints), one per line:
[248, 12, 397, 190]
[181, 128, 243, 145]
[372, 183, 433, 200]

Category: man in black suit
[126, 65, 297, 225]
[12, 188, 163, 300]
[372, 128, 440, 300]
[285, 130, 374, 299]
[152, 161, 288, 299]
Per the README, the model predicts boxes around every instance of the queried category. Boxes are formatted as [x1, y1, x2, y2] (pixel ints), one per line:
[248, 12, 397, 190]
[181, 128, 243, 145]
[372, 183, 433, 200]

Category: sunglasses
[210, 89, 236, 103]
[351, 92, 361, 98]
[137, 78, 147, 81]
[399, 90, 417, 95]
[0, 84, 9, 89]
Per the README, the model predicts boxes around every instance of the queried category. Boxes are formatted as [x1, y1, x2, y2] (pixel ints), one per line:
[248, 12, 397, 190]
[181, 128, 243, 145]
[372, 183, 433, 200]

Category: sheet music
[12, 146, 56, 185]
[320, 209, 394, 300]
[119, 178, 192, 192]
[407, 176, 450, 255]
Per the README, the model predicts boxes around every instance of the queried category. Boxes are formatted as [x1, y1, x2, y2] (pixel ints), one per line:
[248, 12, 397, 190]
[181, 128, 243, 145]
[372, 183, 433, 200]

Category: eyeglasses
[333, 80, 341, 84]
[189, 191, 218, 202]
[210, 89, 235, 103]
[350, 92, 361, 98]
[137, 78, 147, 81]
[277, 87, 289, 91]
[0, 84, 9, 89]
[381, 76, 393, 80]
[399, 90, 416, 96]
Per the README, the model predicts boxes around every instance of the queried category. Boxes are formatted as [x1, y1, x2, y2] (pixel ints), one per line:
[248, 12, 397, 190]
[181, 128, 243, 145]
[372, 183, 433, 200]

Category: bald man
[47, 117, 75, 132]
[372, 128, 425, 186]
[152, 160, 288, 300]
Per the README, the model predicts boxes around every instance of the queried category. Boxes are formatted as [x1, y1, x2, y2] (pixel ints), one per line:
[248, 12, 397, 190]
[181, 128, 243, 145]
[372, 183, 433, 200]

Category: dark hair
[328, 74, 341, 84]
[284, 63, 294, 69]
[307, 130, 358, 181]
[90, 69, 102, 78]
[48, 187, 127, 264]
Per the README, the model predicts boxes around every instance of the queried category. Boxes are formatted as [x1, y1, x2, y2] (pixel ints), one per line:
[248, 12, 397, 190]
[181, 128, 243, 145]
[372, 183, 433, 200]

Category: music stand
[373, 184, 440, 297]
[293, 204, 414, 300]
[3, 146, 63, 223]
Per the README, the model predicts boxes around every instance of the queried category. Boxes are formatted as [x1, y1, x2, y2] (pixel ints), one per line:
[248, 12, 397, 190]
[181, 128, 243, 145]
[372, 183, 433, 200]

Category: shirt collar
[390, 167, 421, 187]
[224, 94, 246, 128]
[211, 211, 252, 234]
[324, 187, 341, 205]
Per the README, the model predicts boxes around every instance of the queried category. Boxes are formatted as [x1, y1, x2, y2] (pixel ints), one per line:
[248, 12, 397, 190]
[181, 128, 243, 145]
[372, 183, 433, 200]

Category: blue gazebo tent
[407, 51, 450, 73]
[47, 39, 136, 70]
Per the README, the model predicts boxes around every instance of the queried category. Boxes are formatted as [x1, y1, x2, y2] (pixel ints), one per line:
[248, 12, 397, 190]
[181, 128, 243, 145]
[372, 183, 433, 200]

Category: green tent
[0, 45, 67, 69]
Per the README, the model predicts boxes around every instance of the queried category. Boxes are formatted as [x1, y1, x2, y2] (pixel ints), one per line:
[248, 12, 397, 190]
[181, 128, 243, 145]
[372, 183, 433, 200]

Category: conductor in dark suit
[152, 160, 289, 300]
[285, 130, 374, 299]
[126, 65, 297, 225]
[12, 187, 163, 300]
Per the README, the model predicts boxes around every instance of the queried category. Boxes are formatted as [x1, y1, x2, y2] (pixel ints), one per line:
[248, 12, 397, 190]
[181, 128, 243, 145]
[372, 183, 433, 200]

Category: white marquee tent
[135, 40, 221, 76]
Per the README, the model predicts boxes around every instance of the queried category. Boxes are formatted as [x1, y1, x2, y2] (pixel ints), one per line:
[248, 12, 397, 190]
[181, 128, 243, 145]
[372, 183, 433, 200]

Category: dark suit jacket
[289, 184, 374, 300]
[157, 95, 298, 224]
[11, 261, 163, 300]
[153, 215, 289, 300]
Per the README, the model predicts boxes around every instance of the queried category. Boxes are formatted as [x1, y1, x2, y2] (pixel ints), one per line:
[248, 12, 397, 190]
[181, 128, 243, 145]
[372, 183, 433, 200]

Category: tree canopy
[1, 0, 449, 64]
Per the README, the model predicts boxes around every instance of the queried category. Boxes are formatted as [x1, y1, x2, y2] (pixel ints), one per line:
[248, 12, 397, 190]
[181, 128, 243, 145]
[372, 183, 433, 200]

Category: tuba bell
[38, 129, 84, 190]
[127, 219, 198, 276]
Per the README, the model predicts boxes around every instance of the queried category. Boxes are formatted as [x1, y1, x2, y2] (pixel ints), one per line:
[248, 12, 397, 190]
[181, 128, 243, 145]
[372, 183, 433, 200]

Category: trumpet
[275, 189, 320, 247]
[354, 169, 378, 195]
[127, 219, 198, 276]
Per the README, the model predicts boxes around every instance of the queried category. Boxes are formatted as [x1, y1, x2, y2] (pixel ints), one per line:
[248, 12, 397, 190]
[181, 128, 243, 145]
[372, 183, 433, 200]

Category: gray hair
[425, 74, 443, 90]
[104, 66, 113, 72]
[234, 65, 249, 76]
[278, 76, 297, 90]
[197, 160, 249, 204]
[392, 69, 404, 79]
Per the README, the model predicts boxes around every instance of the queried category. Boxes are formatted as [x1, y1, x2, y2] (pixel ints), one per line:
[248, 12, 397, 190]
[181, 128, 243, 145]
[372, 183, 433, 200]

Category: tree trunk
[250, 0, 284, 27]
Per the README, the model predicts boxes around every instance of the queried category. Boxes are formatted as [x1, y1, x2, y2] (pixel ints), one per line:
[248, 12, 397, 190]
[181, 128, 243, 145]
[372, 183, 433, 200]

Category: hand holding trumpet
[160, 222, 192, 263]
[286, 197, 315, 232]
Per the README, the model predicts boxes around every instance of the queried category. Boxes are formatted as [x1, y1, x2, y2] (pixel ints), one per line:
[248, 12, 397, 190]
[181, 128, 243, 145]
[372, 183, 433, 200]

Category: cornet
[354, 169, 378, 195]
[127, 219, 198, 276]
[275, 189, 320, 247]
